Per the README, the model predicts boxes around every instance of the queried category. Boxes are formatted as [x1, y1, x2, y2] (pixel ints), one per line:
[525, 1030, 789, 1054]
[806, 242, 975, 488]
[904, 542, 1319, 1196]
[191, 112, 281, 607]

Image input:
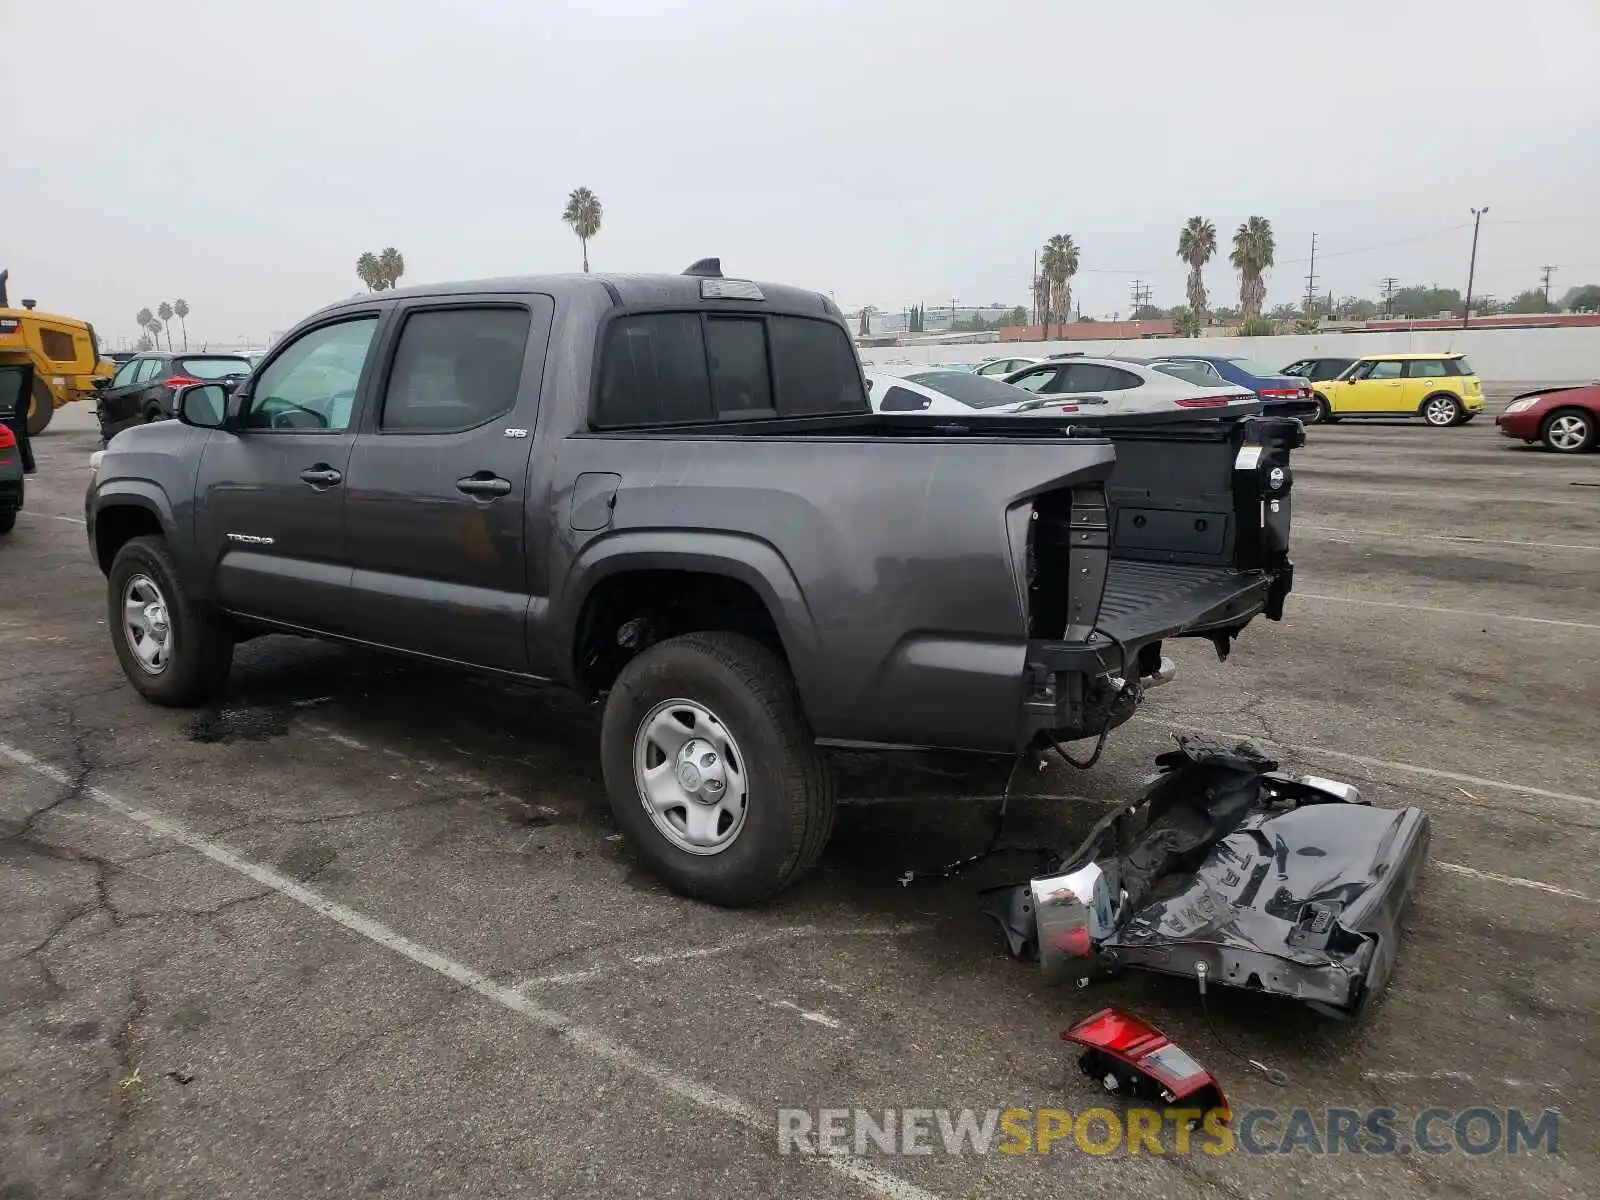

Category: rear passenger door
[342, 296, 553, 670]
[1402, 358, 1451, 409]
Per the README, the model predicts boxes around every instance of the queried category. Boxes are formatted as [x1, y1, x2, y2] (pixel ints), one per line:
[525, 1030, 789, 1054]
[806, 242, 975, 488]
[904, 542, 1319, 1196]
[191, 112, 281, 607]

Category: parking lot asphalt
[3, 400, 1596, 1199]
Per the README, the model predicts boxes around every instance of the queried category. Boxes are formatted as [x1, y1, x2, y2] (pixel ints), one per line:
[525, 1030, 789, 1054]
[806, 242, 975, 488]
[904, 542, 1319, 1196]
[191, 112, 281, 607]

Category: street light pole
[1463, 206, 1488, 328]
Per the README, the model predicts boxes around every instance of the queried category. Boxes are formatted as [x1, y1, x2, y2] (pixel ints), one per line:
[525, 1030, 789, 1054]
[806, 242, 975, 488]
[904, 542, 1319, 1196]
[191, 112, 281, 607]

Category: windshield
[179, 356, 252, 379]
[904, 371, 1025, 409]
[1223, 357, 1280, 378]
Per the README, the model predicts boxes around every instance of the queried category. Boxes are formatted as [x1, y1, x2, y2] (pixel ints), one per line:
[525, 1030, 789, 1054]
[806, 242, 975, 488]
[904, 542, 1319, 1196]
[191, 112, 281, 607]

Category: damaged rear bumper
[988, 735, 1431, 1018]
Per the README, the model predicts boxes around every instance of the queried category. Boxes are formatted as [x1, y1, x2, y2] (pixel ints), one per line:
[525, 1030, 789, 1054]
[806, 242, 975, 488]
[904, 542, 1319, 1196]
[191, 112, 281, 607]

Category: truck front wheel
[107, 535, 234, 706]
[600, 631, 834, 907]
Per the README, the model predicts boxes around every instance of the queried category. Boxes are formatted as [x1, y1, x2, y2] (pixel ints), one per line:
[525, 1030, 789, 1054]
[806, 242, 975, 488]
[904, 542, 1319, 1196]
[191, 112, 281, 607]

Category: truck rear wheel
[107, 535, 235, 706]
[27, 379, 54, 436]
[600, 631, 834, 907]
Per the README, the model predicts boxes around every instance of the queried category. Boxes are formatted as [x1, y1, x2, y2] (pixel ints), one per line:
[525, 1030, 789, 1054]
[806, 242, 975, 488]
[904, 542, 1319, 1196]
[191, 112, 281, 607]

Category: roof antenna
[683, 257, 723, 278]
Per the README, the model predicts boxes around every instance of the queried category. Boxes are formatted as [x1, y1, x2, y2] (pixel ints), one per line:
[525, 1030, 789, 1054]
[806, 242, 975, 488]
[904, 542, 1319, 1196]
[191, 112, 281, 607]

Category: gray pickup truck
[86, 262, 1299, 904]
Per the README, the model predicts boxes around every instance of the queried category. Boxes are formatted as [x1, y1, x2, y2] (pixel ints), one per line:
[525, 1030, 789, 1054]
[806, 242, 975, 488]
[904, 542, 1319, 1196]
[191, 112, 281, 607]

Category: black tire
[1540, 407, 1597, 454]
[107, 535, 234, 706]
[1313, 394, 1336, 424]
[1421, 393, 1462, 427]
[600, 631, 835, 907]
[27, 378, 54, 436]
[143, 404, 165, 424]
[1456, 412, 1476, 425]
[0, 509, 15, 534]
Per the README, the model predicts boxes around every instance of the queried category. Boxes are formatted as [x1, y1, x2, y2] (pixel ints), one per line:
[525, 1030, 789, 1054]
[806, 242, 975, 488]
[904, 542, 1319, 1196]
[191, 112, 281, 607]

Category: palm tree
[135, 333, 153, 351]
[173, 299, 190, 350]
[1177, 217, 1217, 320]
[377, 247, 405, 290]
[135, 307, 154, 343]
[1032, 271, 1051, 336]
[157, 302, 174, 350]
[1230, 216, 1276, 318]
[1040, 234, 1080, 339]
[356, 252, 380, 292]
[146, 318, 164, 347]
[562, 187, 603, 273]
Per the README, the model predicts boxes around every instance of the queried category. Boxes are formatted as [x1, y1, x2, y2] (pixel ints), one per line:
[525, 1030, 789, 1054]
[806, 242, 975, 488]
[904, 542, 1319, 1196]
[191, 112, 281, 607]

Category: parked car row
[93, 351, 254, 442]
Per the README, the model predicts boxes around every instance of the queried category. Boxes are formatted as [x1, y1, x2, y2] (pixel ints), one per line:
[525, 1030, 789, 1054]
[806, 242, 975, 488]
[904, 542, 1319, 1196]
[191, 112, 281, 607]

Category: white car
[969, 354, 1043, 377]
[1000, 356, 1259, 415]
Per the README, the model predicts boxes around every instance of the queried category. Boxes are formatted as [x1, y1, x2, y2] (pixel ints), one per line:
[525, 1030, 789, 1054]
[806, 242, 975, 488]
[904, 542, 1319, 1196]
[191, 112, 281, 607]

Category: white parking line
[0, 739, 939, 1200]
[1298, 524, 1600, 553]
[1140, 719, 1600, 811]
[1434, 861, 1595, 903]
[1295, 592, 1600, 631]
[1297, 484, 1594, 508]
[20, 510, 86, 525]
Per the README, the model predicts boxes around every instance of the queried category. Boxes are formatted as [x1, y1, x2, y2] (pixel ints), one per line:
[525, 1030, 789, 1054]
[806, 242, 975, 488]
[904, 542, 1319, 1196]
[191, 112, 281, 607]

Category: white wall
[859, 327, 1600, 384]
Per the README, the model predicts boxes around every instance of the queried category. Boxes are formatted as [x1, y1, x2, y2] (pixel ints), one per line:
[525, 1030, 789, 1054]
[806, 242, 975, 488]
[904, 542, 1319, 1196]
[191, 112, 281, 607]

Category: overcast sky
[7, 0, 1598, 345]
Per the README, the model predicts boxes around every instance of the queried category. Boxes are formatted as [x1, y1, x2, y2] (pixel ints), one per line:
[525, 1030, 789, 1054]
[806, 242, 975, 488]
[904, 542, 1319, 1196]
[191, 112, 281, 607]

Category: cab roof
[1355, 352, 1468, 361]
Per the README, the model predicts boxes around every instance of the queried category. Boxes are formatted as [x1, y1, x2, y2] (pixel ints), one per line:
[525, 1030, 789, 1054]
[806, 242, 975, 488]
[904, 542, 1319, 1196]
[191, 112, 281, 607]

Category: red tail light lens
[163, 374, 202, 390]
[1258, 387, 1299, 398]
[0, 425, 16, 450]
[1174, 396, 1230, 408]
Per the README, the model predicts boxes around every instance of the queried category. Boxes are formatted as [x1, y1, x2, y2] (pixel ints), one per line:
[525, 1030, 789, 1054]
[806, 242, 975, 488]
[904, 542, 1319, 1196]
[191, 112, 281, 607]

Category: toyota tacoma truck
[86, 262, 1299, 905]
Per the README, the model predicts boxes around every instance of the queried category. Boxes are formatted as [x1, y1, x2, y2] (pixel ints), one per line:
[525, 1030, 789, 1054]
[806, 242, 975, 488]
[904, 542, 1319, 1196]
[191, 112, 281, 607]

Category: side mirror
[92, 377, 111, 390]
[176, 383, 228, 430]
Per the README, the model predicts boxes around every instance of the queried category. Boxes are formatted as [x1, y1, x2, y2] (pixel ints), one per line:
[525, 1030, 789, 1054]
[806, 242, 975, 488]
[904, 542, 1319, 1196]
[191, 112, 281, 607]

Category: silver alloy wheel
[1423, 396, 1459, 426]
[122, 574, 174, 675]
[633, 698, 749, 855]
[1546, 413, 1590, 451]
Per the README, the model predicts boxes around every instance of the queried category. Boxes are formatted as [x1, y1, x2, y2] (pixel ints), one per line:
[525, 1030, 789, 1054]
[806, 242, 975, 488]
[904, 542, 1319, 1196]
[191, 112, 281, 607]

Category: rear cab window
[593, 309, 866, 428]
[177, 356, 252, 380]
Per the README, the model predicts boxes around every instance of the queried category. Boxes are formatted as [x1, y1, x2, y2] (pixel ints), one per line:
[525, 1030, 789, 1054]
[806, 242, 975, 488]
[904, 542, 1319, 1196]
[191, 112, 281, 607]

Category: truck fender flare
[89, 483, 203, 593]
[557, 530, 823, 699]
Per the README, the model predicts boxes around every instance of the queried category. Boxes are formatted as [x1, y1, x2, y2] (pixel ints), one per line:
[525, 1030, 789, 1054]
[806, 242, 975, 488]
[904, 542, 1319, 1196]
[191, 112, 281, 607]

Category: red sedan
[1497, 383, 1600, 453]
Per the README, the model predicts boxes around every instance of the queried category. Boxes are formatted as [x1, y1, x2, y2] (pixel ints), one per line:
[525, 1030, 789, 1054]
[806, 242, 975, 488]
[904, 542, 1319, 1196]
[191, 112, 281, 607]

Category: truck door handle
[299, 465, 343, 488]
[456, 474, 512, 497]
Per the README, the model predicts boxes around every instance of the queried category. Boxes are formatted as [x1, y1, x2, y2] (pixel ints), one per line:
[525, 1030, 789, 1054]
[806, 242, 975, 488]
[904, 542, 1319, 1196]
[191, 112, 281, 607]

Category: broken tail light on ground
[1063, 1009, 1229, 1117]
[985, 734, 1431, 1019]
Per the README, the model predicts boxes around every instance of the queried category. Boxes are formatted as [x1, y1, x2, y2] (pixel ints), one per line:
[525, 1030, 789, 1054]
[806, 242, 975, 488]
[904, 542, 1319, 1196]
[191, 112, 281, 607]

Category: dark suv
[95, 352, 252, 442]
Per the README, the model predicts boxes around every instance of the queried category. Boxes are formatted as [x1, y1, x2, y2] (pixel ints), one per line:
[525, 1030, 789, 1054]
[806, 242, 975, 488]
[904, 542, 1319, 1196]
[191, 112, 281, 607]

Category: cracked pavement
[0, 403, 1595, 1198]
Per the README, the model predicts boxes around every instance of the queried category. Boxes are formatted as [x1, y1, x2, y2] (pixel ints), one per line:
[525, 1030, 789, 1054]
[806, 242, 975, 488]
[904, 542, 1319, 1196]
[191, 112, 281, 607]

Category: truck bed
[1094, 560, 1275, 642]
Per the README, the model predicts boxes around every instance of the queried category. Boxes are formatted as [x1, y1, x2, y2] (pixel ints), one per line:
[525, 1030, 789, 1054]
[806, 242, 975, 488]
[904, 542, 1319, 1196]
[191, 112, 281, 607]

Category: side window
[1368, 360, 1403, 380]
[1057, 364, 1138, 392]
[39, 329, 78, 362]
[1346, 362, 1375, 381]
[768, 316, 868, 416]
[975, 360, 1007, 376]
[1283, 360, 1308, 377]
[595, 313, 713, 427]
[705, 317, 774, 418]
[1315, 360, 1351, 381]
[110, 360, 141, 387]
[880, 385, 931, 412]
[134, 359, 165, 384]
[247, 317, 378, 432]
[1010, 368, 1059, 393]
[380, 308, 531, 433]
[1406, 360, 1448, 379]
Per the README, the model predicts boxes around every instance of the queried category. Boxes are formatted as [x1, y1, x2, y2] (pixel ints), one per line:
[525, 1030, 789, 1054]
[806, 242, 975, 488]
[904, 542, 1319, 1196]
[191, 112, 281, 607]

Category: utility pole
[1303, 233, 1319, 313]
[1380, 277, 1399, 317]
[1129, 280, 1153, 313]
[1540, 264, 1557, 307]
[1463, 205, 1489, 328]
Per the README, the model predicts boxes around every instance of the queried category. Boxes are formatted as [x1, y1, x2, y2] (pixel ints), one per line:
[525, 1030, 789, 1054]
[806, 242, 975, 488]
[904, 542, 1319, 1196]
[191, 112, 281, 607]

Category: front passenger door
[193, 316, 382, 632]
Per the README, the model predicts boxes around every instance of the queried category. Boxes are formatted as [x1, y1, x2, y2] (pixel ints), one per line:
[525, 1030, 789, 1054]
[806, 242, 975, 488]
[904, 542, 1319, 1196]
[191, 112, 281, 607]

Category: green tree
[1388, 285, 1462, 319]
[356, 252, 380, 292]
[1169, 305, 1200, 337]
[562, 186, 603, 273]
[1268, 302, 1298, 321]
[1230, 216, 1275, 318]
[1506, 289, 1553, 314]
[157, 301, 174, 350]
[1236, 315, 1277, 337]
[1130, 304, 1165, 321]
[1560, 284, 1600, 312]
[173, 298, 190, 350]
[135, 307, 154, 344]
[1040, 234, 1080, 338]
[377, 247, 405, 290]
[1177, 216, 1216, 319]
[1007, 305, 1027, 326]
[1336, 296, 1379, 320]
